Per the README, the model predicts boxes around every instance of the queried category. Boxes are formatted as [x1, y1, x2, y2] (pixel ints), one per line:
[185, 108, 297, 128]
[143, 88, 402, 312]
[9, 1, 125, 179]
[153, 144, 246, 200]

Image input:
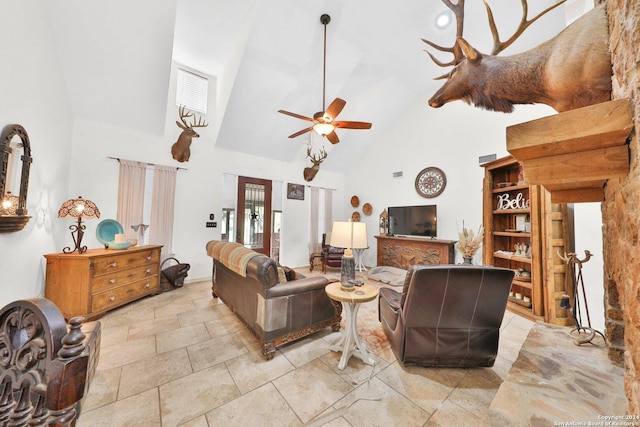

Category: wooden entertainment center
[375, 235, 455, 268]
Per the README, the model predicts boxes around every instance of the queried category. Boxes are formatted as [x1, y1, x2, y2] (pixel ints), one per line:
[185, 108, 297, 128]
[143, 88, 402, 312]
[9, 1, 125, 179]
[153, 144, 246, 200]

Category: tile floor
[78, 275, 536, 427]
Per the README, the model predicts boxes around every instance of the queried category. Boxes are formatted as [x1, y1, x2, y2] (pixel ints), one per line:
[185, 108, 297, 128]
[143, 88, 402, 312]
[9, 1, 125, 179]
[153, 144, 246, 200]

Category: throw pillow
[277, 266, 288, 283]
[283, 266, 298, 281]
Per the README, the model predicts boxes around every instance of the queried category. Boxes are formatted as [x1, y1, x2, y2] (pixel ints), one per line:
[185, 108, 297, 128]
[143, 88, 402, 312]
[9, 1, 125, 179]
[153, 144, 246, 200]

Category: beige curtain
[149, 165, 177, 263]
[117, 160, 146, 241]
[323, 189, 333, 234]
[309, 187, 320, 255]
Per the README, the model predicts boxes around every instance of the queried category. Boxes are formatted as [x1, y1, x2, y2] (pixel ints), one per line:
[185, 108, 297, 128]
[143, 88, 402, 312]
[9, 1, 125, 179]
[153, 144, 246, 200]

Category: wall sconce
[0, 192, 19, 216]
[58, 196, 100, 254]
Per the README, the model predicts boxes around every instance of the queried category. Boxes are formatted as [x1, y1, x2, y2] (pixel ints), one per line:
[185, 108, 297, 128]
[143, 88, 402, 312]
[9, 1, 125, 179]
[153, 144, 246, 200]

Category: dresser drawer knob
[146, 256, 152, 261]
[109, 295, 116, 301]
[144, 283, 150, 288]
[145, 268, 151, 275]
[109, 278, 116, 284]
[109, 262, 118, 268]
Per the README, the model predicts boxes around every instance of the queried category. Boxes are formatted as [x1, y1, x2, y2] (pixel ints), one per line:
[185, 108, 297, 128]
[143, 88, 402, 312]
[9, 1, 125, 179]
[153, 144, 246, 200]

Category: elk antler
[423, 0, 566, 73]
[421, 0, 466, 78]
[485, 0, 567, 55]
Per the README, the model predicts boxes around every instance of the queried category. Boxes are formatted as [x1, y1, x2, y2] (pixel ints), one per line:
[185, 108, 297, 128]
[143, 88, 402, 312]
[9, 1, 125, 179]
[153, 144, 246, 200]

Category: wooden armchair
[0, 298, 101, 426]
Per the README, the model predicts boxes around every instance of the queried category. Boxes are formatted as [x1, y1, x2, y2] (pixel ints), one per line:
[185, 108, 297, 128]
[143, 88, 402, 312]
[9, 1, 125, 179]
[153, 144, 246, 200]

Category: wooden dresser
[375, 235, 455, 268]
[44, 245, 162, 320]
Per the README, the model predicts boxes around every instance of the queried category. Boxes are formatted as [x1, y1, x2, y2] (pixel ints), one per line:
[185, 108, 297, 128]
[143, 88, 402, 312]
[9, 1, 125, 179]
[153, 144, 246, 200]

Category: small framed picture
[287, 183, 304, 200]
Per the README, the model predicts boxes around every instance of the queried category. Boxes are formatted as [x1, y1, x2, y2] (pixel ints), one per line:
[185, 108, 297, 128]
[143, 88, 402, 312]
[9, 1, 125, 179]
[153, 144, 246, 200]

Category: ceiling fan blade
[278, 110, 314, 122]
[288, 127, 314, 139]
[325, 130, 340, 144]
[334, 121, 372, 130]
[324, 98, 346, 120]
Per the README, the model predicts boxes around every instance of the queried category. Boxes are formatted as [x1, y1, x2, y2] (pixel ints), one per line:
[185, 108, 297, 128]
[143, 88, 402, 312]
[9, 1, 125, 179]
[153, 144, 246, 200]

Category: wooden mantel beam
[507, 99, 633, 160]
[506, 99, 633, 203]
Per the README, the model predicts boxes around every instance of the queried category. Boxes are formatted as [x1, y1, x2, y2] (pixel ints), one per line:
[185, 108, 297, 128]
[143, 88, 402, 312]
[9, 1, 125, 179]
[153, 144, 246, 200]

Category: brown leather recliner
[321, 232, 344, 273]
[378, 265, 515, 367]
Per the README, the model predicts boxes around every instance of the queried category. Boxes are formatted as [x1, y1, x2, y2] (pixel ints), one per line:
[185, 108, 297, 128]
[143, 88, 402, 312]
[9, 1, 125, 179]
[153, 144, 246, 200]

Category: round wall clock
[415, 167, 447, 198]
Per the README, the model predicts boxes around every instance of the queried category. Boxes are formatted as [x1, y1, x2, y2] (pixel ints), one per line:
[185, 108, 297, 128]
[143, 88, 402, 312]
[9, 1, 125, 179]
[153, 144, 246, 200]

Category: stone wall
[603, 0, 640, 414]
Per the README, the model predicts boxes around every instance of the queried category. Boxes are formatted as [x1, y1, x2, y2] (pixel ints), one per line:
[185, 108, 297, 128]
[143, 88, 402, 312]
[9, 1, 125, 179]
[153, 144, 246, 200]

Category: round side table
[325, 281, 379, 370]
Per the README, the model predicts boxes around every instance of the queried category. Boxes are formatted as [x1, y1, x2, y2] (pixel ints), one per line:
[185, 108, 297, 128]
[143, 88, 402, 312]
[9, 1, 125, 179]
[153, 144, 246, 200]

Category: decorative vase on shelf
[463, 257, 473, 265]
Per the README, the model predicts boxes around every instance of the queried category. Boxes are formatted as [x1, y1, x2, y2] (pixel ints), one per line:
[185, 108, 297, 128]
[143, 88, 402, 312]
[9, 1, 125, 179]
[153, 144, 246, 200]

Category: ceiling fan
[278, 14, 372, 145]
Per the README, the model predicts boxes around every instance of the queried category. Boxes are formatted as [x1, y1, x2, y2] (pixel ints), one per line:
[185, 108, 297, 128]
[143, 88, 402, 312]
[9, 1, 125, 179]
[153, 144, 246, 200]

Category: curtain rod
[107, 156, 187, 171]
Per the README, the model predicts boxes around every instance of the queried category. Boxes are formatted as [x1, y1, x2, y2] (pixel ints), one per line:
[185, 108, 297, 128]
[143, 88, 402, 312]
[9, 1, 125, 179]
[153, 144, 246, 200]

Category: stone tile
[119, 348, 193, 399]
[226, 350, 295, 394]
[331, 377, 430, 427]
[375, 361, 465, 414]
[425, 399, 490, 427]
[279, 334, 334, 367]
[77, 388, 161, 427]
[178, 415, 209, 427]
[273, 359, 353, 424]
[81, 366, 121, 412]
[206, 382, 302, 426]
[154, 300, 197, 318]
[127, 315, 180, 341]
[446, 370, 500, 416]
[96, 324, 129, 349]
[98, 335, 157, 370]
[98, 301, 155, 329]
[203, 313, 246, 337]
[187, 334, 248, 371]
[319, 349, 383, 388]
[490, 322, 627, 425]
[156, 323, 210, 354]
[159, 364, 240, 427]
[177, 304, 221, 327]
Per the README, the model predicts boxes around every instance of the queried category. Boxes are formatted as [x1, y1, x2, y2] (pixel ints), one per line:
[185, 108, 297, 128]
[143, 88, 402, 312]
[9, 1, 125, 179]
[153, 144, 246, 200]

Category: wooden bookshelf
[482, 156, 573, 325]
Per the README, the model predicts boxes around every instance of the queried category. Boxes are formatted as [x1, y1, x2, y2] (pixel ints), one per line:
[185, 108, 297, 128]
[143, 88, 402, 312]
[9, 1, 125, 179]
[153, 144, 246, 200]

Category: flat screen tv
[388, 205, 437, 238]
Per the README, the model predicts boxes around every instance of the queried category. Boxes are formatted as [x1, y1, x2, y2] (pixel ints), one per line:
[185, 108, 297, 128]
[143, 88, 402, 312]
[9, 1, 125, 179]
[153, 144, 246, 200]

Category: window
[176, 68, 208, 114]
[221, 208, 235, 242]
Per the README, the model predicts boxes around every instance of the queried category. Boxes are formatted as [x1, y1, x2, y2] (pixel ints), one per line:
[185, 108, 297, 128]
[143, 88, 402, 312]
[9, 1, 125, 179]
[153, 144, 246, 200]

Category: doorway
[237, 176, 272, 256]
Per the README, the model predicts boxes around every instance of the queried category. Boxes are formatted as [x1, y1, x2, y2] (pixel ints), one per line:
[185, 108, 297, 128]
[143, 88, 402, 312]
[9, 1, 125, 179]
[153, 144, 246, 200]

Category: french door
[237, 176, 272, 256]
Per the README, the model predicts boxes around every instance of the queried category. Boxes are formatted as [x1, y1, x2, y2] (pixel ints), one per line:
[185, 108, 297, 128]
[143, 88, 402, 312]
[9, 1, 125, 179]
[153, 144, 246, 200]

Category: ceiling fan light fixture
[313, 122, 335, 136]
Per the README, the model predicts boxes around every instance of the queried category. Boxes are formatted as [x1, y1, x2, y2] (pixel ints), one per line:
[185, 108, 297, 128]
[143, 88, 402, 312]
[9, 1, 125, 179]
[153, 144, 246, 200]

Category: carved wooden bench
[0, 298, 100, 426]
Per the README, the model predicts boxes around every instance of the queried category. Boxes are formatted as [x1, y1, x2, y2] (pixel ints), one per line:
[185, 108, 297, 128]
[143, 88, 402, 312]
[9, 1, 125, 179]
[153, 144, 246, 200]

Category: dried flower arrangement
[456, 223, 485, 258]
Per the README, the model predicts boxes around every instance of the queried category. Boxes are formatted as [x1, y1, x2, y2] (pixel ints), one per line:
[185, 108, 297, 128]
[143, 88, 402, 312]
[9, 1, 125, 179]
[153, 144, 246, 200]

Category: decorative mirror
[0, 124, 33, 232]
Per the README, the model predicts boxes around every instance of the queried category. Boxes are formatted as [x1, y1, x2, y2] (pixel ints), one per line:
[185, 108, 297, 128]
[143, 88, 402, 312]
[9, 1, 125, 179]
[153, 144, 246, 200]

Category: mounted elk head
[171, 105, 208, 162]
[303, 146, 327, 182]
[424, 0, 612, 113]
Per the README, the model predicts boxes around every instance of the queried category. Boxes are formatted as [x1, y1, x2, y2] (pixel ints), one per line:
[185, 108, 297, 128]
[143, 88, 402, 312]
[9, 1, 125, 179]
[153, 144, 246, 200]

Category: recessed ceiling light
[435, 10, 452, 29]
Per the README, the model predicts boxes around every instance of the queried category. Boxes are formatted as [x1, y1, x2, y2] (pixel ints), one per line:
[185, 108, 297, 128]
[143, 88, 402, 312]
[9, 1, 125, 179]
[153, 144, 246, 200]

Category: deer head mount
[423, 0, 612, 113]
[171, 105, 208, 162]
[303, 146, 328, 182]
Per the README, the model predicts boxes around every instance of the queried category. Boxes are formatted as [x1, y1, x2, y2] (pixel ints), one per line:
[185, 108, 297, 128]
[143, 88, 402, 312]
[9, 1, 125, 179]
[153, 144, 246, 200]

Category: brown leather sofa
[378, 265, 515, 367]
[206, 240, 342, 360]
[321, 233, 344, 272]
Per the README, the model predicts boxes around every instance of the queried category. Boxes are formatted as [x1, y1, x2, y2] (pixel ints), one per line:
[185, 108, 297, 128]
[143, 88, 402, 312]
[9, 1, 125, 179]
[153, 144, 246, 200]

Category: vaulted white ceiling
[45, 0, 582, 172]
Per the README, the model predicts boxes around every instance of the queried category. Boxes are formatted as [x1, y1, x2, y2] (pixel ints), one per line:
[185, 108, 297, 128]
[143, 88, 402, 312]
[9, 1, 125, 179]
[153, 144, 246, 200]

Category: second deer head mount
[171, 105, 208, 162]
[423, 0, 612, 113]
[303, 146, 328, 182]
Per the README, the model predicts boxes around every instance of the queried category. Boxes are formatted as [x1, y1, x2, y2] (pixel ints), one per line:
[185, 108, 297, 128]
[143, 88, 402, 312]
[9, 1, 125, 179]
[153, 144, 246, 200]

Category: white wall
[65, 116, 345, 281]
[574, 203, 605, 332]
[346, 97, 558, 266]
[0, 1, 74, 307]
